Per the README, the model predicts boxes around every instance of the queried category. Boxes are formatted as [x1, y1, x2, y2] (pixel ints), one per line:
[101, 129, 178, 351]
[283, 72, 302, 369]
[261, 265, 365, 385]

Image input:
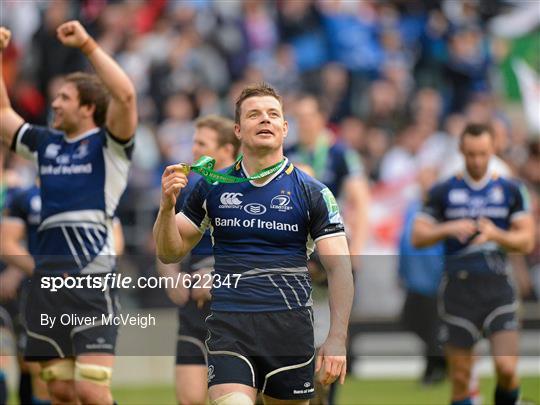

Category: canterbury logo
[220, 192, 243, 206]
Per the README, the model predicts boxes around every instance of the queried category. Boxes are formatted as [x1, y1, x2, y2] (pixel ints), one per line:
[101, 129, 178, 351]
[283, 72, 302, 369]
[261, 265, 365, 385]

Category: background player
[154, 83, 354, 405]
[156, 115, 239, 404]
[412, 123, 535, 405]
[0, 21, 136, 404]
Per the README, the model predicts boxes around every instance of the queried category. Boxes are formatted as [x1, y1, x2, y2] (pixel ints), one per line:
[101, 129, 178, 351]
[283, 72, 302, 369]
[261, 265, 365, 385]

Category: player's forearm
[153, 208, 184, 264]
[0, 242, 34, 275]
[0, 68, 11, 110]
[411, 219, 449, 248]
[85, 46, 136, 106]
[491, 227, 534, 254]
[325, 258, 354, 342]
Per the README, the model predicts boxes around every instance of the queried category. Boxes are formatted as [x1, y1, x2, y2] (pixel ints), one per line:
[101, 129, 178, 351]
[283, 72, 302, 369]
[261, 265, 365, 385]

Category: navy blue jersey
[181, 159, 345, 312]
[176, 173, 213, 272]
[420, 173, 530, 273]
[285, 137, 363, 198]
[4, 185, 41, 255]
[12, 124, 134, 274]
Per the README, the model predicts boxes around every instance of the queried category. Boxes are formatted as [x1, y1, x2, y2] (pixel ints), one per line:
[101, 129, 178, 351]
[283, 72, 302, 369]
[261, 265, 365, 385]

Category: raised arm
[0, 27, 24, 148]
[316, 235, 354, 385]
[153, 164, 203, 264]
[56, 21, 137, 140]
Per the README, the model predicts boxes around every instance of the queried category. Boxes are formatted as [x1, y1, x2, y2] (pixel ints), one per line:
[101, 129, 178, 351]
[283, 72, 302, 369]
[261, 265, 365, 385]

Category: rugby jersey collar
[64, 127, 100, 143]
[462, 168, 492, 190]
[240, 157, 289, 187]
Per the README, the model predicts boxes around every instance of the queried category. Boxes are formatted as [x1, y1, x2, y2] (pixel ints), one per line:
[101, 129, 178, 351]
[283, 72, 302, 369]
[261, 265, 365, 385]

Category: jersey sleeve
[180, 178, 211, 234]
[508, 180, 530, 221]
[104, 128, 135, 161]
[419, 183, 446, 223]
[307, 180, 346, 242]
[11, 123, 52, 163]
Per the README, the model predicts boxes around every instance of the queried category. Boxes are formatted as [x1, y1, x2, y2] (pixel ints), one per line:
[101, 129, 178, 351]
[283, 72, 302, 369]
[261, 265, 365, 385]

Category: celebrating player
[412, 123, 535, 405]
[1, 20, 136, 405]
[154, 83, 354, 405]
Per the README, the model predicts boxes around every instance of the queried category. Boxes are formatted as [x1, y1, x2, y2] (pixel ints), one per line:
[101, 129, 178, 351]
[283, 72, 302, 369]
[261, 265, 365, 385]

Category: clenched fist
[56, 20, 90, 48]
[0, 27, 11, 52]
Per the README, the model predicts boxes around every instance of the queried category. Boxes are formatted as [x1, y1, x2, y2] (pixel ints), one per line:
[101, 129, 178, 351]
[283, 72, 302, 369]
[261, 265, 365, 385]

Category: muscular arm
[56, 21, 137, 140]
[112, 219, 125, 256]
[153, 211, 202, 264]
[317, 235, 354, 343]
[0, 219, 34, 276]
[0, 27, 24, 148]
[475, 215, 535, 254]
[411, 216, 476, 248]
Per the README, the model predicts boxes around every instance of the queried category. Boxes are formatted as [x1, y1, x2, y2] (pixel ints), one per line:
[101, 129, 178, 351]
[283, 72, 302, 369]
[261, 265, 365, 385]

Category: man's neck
[65, 123, 98, 139]
[242, 150, 284, 183]
[215, 158, 236, 171]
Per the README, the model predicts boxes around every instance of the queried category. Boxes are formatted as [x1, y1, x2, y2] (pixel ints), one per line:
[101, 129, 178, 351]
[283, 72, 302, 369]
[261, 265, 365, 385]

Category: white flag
[512, 59, 540, 136]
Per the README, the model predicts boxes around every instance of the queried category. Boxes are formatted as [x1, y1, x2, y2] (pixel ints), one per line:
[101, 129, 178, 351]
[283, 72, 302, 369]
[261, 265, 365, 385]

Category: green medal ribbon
[180, 155, 285, 184]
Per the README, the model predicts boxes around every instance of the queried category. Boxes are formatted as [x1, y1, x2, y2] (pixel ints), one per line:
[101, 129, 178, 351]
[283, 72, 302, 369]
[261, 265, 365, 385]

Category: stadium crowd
[1, 0, 539, 305]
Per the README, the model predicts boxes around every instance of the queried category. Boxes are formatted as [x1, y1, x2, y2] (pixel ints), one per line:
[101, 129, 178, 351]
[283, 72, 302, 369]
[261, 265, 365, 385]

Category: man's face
[460, 132, 494, 180]
[295, 97, 324, 143]
[235, 96, 288, 153]
[51, 82, 90, 133]
[192, 126, 220, 161]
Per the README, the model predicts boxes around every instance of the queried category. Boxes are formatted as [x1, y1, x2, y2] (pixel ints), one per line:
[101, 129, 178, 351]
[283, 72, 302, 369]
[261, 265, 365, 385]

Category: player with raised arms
[0, 21, 136, 405]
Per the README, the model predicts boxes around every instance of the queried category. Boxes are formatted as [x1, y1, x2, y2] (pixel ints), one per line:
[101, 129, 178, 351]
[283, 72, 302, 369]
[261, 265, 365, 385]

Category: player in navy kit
[412, 123, 535, 405]
[1, 21, 136, 405]
[154, 83, 354, 405]
[156, 115, 239, 404]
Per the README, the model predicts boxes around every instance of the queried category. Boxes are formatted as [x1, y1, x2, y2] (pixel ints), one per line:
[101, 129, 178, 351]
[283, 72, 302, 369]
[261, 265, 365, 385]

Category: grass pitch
[110, 376, 540, 404]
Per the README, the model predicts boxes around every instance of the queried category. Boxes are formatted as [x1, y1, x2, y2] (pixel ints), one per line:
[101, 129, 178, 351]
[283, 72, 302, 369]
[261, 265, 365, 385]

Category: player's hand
[0, 267, 24, 302]
[190, 268, 212, 307]
[165, 272, 190, 306]
[316, 337, 347, 386]
[160, 164, 188, 211]
[56, 20, 90, 48]
[471, 217, 499, 245]
[446, 218, 477, 243]
[0, 27, 11, 52]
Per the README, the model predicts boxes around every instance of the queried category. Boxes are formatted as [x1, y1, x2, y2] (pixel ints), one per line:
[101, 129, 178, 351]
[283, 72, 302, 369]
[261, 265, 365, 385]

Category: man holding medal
[154, 83, 354, 405]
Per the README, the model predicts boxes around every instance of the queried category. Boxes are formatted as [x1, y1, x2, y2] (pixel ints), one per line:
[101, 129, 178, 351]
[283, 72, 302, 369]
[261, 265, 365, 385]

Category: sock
[32, 397, 51, 404]
[451, 398, 473, 405]
[19, 370, 33, 405]
[495, 385, 519, 405]
[0, 370, 7, 405]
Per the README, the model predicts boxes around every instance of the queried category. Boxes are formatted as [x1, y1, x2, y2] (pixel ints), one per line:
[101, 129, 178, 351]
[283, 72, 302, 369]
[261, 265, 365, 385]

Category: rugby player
[154, 83, 354, 405]
[1, 21, 137, 404]
[412, 123, 535, 405]
[156, 115, 239, 404]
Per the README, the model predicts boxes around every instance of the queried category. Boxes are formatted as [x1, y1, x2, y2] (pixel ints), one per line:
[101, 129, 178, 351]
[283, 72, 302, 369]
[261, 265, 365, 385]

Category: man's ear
[80, 103, 96, 120]
[234, 123, 242, 140]
[283, 120, 288, 138]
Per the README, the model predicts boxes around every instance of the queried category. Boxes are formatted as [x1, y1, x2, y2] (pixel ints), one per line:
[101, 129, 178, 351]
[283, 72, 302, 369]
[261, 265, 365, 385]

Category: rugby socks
[0, 370, 6, 405]
[19, 370, 33, 405]
[495, 385, 519, 405]
[451, 398, 473, 405]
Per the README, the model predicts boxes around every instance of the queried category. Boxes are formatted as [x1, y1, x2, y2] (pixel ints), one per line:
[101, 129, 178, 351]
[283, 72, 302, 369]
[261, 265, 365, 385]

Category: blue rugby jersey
[4, 185, 41, 255]
[11, 124, 133, 274]
[420, 172, 530, 274]
[181, 159, 346, 312]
